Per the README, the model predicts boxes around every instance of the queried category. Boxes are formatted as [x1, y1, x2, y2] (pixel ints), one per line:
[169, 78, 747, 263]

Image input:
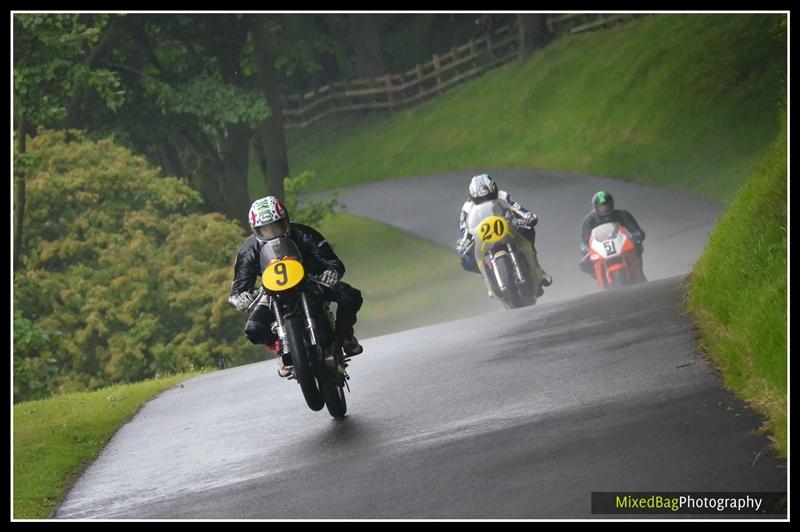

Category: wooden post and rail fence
[282, 14, 643, 129]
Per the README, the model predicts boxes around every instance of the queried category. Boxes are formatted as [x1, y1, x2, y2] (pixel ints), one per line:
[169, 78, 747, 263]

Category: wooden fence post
[280, 95, 290, 127]
[470, 38, 478, 69]
[416, 64, 424, 100]
[433, 54, 443, 95]
[385, 73, 395, 112]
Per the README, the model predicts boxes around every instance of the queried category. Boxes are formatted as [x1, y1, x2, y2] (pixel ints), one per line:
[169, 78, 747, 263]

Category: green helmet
[592, 191, 614, 221]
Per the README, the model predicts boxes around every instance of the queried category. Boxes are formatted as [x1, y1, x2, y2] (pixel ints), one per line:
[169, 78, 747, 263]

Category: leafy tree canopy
[14, 131, 261, 401]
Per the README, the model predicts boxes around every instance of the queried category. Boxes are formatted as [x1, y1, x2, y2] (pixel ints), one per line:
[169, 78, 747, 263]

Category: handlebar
[246, 288, 266, 314]
[244, 275, 333, 314]
[308, 275, 336, 289]
[511, 217, 532, 229]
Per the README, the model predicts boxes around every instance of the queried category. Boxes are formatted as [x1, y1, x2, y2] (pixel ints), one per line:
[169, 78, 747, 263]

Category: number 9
[274, 262, 288, 286]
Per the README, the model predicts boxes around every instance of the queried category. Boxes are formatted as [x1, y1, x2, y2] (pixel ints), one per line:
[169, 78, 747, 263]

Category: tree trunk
[181, 122, 252, 226]
[155, 136, 184, 178]
[518, 14, 552, 59]
[14, 115, 26, 271]
[349, 14, 387, 79]
[65, 17, 118, 130]
[252, 20, 289, 202]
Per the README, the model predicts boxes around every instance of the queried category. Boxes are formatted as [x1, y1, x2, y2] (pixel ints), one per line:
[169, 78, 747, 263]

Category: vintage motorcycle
[580, 222, 645, 290]
[464, 199, 543, 309]
[248, 236, 353, 418]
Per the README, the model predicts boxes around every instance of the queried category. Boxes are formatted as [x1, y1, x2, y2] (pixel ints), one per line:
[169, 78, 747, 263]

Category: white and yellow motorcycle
[464, 200, 543, 309]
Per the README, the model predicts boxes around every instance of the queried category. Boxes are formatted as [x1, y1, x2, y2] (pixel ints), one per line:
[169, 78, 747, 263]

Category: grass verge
[287, 14, 786, 203]
[686, 121, 786, 457]
[318, 212, 489, 339]
[13, 371, 208, 519]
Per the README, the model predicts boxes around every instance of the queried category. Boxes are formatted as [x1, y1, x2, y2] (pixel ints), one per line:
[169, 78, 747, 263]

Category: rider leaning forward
[228, 196, 364, 377]
[456, 173, 553, 296]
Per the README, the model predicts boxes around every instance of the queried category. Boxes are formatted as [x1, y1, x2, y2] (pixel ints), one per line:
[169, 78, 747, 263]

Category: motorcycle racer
[456, 173, 552, 293]
[579, 191, 646, 277]
[228, 196, 363, 377]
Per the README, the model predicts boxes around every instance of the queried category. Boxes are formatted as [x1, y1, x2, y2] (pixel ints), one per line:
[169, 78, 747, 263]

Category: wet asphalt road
[55, 276, 786, 519]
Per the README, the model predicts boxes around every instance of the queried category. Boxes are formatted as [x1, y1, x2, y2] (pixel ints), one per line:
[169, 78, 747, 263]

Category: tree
[251, 16, 290, 202]
[517, 14, 552, 59]
[13, 13, 124, 270]
[14, 131, 255, 400]
[95, 14, 269, 223]
[16, 14, 349, 227]
[349, 14, 387, 78]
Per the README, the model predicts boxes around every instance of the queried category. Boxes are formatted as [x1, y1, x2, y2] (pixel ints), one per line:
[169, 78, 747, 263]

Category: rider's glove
[580, 244, 590, 257]
[230, 291, 255, 312]
[522, 212, 538, 226]
[319, 269, 340, 287]
[631, 231, 644, 244]
[456, 239, 467, 255]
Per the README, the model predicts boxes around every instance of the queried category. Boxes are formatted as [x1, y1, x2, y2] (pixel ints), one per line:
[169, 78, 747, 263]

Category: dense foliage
[13, 131, 263, 402]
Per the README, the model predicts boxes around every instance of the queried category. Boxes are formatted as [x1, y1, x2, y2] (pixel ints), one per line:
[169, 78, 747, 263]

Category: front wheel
[493, 255, 523, 309]
[609, 269, 624, 290]
[285, 315, 324, 411]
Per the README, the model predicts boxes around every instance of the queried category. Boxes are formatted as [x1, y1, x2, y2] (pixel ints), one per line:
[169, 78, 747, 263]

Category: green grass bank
[686, 121, 787, 457]
[287, 14, 785, 203]
[13, 371, 206, 519]
[320, 212, 488, 339]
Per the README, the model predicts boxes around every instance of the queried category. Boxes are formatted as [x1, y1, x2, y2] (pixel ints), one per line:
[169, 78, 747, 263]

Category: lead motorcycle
[580, 222, 645, 290]
[464, 199, 543, 309]
[247, 236, 353, 418]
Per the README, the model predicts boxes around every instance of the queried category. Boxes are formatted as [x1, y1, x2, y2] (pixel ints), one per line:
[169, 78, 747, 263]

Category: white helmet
[248, 196, 290, 242]
[468, 173, 498, 203]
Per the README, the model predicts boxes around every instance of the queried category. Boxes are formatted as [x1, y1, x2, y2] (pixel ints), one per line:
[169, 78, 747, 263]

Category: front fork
[506, 244, 527, 284]
[273, 293, 319, 350]
[272, 299, 290, 356]
[301, 293, 345, 379]
[489, 245, 527, 291]
[300, 292, 318, 346]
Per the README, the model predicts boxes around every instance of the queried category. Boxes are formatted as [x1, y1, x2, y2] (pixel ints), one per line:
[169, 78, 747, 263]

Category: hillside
[286, 14, 786, 203]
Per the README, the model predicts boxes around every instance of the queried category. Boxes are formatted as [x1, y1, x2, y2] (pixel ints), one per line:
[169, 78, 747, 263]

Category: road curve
[332, 168, 723, 306]
[56, 276, 786, 519]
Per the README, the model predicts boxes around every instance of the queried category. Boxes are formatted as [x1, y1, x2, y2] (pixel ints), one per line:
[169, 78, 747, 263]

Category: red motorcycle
[581, 222, 645, 290]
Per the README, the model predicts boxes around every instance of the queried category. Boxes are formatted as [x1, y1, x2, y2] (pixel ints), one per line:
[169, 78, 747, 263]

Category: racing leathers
[228, 223, 363, 346]
[456, 190, 547, 281]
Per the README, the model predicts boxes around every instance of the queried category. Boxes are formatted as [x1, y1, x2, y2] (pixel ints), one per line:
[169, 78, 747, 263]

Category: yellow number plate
[262, 258, 305, 291]
[477, 216, 509, 243]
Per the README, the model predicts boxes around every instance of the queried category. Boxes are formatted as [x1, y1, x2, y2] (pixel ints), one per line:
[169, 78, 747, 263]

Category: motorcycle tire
[321, 380, 347, 419]
[495, 254, 523, 308]
[285, 315, 324, 411]
[610, 269, 624, 290]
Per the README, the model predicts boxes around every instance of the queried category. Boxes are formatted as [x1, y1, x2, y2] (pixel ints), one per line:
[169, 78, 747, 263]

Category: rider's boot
[336, 318, 364, 357]
[342, 335, 363, 356]
[530, 248, 552, 295]
[265, 340, 293, 378]
[277, 351, 293, 378]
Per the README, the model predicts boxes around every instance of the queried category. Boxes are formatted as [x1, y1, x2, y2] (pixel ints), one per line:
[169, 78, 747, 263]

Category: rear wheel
[285, 316, 324, 411]
[321, 380, 347, 419]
